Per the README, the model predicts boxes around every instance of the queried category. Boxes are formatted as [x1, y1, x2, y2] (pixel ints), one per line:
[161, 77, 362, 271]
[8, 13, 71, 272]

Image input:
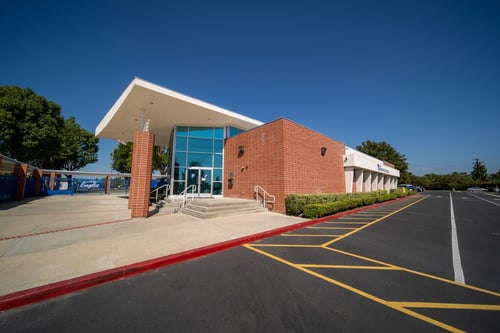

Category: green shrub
[295, 189, 407, 219]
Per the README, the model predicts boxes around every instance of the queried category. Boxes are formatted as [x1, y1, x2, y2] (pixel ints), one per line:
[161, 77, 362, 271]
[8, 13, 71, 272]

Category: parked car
[467, 187, 488, 192]
[416, 186, 425, 192]
[398, 184, 415, 191]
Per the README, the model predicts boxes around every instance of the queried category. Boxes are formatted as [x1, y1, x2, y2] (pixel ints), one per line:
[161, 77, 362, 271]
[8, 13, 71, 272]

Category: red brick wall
[224, 118, 345, 214]
[13, 163, 27, 200]
[129, 131, 155, 218]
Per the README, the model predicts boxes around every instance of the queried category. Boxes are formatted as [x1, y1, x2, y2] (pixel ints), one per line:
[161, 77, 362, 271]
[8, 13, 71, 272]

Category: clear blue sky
[2, 0, 499, 176]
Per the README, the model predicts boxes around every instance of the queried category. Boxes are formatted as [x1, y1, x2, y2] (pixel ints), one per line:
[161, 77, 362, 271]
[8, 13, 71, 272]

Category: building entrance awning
[95, 78, 263, 147]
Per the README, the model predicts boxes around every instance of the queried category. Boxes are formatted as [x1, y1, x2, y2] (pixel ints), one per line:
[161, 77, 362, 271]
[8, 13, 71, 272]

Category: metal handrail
[254, 185, 275, 208]
[150, 184, 170, 203]
[168, 185, 197, 208]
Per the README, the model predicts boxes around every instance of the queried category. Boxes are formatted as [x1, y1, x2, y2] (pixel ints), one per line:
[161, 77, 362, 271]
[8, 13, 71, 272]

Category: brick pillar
[14, 163, 28, 200]
[49, 172, 56, 190]
[33, 169, 43, 196]
[129, 130, 155, 218]
[105, 175, 111, 194]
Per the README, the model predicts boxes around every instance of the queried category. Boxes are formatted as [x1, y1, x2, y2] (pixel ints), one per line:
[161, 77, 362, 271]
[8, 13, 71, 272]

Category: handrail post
[254, 185, 275, 208]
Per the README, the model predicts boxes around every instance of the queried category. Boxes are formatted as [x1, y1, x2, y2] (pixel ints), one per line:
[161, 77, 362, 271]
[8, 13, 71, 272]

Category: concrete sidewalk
[0, 195, 308, 309]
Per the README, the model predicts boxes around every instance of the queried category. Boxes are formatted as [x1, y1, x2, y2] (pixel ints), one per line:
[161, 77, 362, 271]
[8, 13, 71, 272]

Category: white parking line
[467, 192, 500, 207]
[449, 192, 465, 284]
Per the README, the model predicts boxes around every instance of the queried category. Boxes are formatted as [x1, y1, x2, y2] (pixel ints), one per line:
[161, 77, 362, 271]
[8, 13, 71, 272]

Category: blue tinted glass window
[187, 153, 212, 167]
[188, 138, 213, 152]
[213, 168, 223, 181]
[214, 139, 223, 152]
[228, 127, 244, 137]
[175, 137, 188, 151]
[176, 126, 189, 136]
[213, 182, 222, 195]
[174, 152, 187, 168]
[173, 181, 185, 194]
[214, 128, 224, 139]
[213, 154, 223, 168]
[189, 127, 213, 138]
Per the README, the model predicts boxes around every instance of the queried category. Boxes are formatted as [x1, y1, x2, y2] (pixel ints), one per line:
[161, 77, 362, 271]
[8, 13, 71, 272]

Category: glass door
[186, 167, 213, 197]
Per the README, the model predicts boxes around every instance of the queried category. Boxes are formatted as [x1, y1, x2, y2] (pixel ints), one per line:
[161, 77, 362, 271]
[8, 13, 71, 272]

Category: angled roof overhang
[96, 78, 264, 147]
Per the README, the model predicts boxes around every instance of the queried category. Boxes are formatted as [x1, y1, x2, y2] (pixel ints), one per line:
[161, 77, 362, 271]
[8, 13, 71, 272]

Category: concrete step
[182, 198, 267, 219]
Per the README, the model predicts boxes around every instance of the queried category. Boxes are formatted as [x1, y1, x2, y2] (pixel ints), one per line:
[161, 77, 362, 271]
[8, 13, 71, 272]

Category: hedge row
[285, 189, 412, 218]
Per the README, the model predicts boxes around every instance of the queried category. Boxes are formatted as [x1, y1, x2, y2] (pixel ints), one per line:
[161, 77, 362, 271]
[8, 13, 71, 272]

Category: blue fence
[41, 177, 107, 195]
[0, 175, 18, 202]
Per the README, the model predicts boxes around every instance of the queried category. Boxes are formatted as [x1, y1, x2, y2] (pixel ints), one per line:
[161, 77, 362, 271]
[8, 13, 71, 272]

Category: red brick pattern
[224, 118, 346, 214]
[129, 131, 155, 218]
[33, 169, 43, 196]
[13, 163, 27, 200]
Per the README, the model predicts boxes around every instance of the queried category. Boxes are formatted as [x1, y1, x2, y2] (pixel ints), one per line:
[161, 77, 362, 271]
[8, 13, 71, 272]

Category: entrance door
[186, 167, 213, 197]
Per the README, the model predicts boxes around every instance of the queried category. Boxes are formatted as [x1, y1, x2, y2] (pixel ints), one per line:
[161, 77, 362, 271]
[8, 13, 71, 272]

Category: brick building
[96, 78, 399, 216]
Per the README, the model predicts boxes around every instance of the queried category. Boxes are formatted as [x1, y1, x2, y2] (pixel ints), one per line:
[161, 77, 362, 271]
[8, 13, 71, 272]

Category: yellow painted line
[391, 302, 500, 311]
[321, 195, 430, 247]
[299, 264, 401, 270]
[307, 226, 357, 230]
[246, 244, 321, 248]
[398, 266, 500, 298]
[244, 244, 464, 332]
[322, 247, 397, 267]
[281, 233, 342, 237]
[325, 247, 500, 298]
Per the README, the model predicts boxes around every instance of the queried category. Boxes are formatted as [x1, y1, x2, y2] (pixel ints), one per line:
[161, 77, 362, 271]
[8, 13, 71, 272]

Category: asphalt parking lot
[1, 191, 499, 332]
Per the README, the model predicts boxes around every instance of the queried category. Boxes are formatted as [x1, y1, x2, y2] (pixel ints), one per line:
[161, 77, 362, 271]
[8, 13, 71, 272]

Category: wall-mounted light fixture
[238, 145, 245, 153]
[228, 171, 235, 186]
[321, 146, 327, 156]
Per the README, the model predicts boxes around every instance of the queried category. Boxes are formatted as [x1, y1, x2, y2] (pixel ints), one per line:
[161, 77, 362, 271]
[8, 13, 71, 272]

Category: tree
[0, 86, 64, 167]
[111, 143, 170, 174]
[153, 146, 170, 175]
[471, 158, 487, 184]
[112, 142, 133, 173]
[356, 140, 409, 183]
[0, 86, 99, 170]
[55, 117, 99, 171]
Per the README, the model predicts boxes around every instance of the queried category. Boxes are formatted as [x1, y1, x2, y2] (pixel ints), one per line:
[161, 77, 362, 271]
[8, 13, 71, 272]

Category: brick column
[49, 172, 56, 190]
[14, 163, 28, 200]
[33, 169, 43, 196]
[129, 130, 155, 218]
[105, 175, 111, 194]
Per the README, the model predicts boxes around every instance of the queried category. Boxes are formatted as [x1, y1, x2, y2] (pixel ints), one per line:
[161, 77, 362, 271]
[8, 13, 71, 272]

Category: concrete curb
[0, 197, 410, 312]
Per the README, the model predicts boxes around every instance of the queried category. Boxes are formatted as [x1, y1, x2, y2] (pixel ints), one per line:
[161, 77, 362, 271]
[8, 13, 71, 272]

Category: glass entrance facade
[171, 126, 244, 196]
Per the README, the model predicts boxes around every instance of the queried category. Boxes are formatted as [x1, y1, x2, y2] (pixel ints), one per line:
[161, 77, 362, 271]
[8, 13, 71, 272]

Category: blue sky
[1, 0, 499, 176]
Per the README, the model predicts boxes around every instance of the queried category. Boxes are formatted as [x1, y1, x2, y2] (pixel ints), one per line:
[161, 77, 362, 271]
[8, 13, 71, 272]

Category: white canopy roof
[95, 78, 263, 147]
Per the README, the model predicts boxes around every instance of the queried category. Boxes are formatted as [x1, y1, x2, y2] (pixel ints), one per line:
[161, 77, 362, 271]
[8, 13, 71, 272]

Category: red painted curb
[0, 196, 412, 312]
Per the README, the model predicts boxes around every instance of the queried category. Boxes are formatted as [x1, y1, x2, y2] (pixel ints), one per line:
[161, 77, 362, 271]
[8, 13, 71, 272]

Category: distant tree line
[409, 161, 499, 191]
[357, 141, 499, 191]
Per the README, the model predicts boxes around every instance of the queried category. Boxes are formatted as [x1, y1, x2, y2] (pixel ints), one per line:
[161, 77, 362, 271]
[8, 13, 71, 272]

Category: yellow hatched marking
[391, 302, 500, 311]
[244, 244, 465, 333]
[321, 195, 430, 247]
[307, 226, 357, 230]
[281, 233, 342, 237]
[299, 264, 401, 270]
[324, 221, 368, 225]
[248, 244, 321, 248]
[324, 247, 500, 298]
